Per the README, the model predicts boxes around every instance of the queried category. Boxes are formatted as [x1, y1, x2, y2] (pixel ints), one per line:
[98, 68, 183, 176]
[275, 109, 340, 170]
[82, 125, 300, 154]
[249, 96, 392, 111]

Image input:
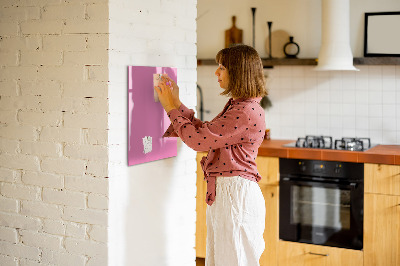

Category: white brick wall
[108, 0, 197, 265]
[0, 1, 109, 265]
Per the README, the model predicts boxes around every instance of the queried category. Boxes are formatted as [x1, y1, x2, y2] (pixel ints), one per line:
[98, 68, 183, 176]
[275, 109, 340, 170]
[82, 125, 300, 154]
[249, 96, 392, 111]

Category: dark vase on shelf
[283, 36, 300, 58]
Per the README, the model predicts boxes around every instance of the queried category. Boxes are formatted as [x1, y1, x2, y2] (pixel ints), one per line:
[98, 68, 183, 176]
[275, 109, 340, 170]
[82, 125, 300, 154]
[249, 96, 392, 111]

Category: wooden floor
[196, 257, 205, 266]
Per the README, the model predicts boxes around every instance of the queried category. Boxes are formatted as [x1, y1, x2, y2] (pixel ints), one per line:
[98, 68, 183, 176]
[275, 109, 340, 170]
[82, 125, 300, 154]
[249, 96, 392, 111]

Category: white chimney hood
[314, 0, 359, 71]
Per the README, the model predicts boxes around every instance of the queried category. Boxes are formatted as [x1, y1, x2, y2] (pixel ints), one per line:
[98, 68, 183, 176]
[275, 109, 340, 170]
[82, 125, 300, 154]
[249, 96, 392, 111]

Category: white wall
[197, 0, 400, 145]
[108, 0, 198, 265]
[0, 1, 109, 265]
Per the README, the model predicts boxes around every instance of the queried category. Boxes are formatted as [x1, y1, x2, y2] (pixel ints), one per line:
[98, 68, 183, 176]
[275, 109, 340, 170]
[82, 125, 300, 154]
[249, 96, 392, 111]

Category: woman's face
[215, 64, 229, 89]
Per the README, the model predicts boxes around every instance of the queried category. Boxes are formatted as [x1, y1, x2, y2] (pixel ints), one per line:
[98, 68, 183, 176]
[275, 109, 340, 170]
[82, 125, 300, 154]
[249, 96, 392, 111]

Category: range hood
[314, 0, 359, 71]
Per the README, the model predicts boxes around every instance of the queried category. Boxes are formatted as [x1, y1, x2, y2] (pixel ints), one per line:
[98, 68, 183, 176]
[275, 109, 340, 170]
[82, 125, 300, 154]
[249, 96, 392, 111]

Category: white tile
[342, 103, 355, 116]
[396, 66, 400, 79]
[304, 88, 318, 103]
[280, 77, 292, 89]
[382, 77, 396, 91]
[317, 115, 330, 128]
[368, 75, 383, 91]
[305, 115, 317, 129]
[330, 89, 343, 103]
[382, 91, 396, 104]
[293, 127, 306, 137]
[317, 77, 330, 90]
[355, 104, 369, 117]
[355, 68, 369, 90]
[279, 66, 293, 77]
[330, 128, 343, 138]
[293, 92, 305, 103]
[382, 117, 397, 131]
[397, 131, 400, 145]
[330, 103, 342, 116]
[382, 131, 397, 144]
[369, 130, 383, 144]
[355, 90, 368, 104]
[355, 129, 369, 139]
[382, 104, 396, 118]
[329, 75, 343, 90]
[317, 89, 330, 103]
[368, 91, 382, 104]
[355, 117, 369, 130]
[292, 67, 306, 77]
[368, 104, 383, 118]
[317, 127, 330, 136]
[280, 114, 293, 127]
[342, 116, 356, 129]
[292, 77, 305, 90]
[342, 90, 355, 104]
[369, 117, 383, 130]
[382, 66, 396, 76]
[330, 116, 342, 128]
[317, 102, 330, 115]
[342, 128, 356, 137]
[280, 126, 294, 138]
[293, 114, 305, 127]
[305, 77, 317, 88]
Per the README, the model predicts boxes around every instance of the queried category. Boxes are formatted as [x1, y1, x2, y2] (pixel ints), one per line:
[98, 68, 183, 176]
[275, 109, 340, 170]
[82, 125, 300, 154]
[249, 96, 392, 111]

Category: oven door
[279, 177, 363, 250]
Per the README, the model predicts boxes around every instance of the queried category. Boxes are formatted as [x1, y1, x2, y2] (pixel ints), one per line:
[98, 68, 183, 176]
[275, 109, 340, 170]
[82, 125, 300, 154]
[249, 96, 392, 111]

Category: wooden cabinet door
[259, 185, 279, 266]
[256, 156, 279, 186]
[278, 241, 363, 266]
[196, 152, 208, 258]
[365, 164, 400, 196]
[364, 193, 400, 266]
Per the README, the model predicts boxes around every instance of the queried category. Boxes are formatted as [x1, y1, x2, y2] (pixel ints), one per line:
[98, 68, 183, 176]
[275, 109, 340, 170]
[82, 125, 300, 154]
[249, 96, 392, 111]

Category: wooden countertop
[258, 139, 400, 165]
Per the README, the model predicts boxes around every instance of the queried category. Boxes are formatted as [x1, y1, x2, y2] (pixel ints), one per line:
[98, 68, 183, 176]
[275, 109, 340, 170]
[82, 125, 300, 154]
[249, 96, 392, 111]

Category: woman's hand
[155, 80, 176, 113]
[162, 75, 181, 109]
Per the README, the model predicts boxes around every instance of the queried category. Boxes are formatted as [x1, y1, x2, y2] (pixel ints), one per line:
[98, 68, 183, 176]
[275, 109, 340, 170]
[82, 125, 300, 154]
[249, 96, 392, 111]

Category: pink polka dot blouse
[164, 97, 266, 206]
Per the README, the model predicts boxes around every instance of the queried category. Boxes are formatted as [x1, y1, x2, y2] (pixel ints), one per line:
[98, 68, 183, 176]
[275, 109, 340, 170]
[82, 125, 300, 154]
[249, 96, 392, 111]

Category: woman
[155, 45, 267, 266]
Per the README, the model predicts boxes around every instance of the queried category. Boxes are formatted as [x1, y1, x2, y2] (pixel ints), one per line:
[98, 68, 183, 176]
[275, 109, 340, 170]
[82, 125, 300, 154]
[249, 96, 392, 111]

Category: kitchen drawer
[278, 241, 363, 266]
[365, 163, 400, 196]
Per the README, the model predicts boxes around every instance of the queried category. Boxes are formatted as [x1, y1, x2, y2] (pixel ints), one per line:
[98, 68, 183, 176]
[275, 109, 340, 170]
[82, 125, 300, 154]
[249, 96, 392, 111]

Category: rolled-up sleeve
[163, 103, 204, 137]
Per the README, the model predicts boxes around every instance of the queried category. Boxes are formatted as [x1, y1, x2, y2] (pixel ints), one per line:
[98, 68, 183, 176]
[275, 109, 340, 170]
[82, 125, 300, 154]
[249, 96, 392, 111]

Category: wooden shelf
[197, 57, 400, 68]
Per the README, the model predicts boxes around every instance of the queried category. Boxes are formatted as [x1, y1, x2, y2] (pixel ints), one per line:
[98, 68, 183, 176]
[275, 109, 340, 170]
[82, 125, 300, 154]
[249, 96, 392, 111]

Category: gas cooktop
[283, 135, 376, 152]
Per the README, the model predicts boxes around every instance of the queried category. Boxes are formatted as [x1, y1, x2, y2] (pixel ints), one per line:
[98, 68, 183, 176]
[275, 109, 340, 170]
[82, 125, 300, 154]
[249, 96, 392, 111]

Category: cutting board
[225, 16, 243, 48]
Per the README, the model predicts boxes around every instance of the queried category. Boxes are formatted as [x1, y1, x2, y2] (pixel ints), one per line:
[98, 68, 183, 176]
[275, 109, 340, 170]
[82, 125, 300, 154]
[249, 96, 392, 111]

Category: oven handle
[281, 177, 358, 188]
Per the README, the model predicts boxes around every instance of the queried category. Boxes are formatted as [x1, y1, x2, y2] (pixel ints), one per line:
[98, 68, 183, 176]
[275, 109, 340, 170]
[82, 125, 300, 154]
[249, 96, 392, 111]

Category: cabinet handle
[309, 252, 329, 257]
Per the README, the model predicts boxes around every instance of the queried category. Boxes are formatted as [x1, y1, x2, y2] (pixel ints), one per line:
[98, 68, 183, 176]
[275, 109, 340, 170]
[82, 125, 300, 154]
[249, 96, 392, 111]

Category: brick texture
[0, 0, 109, 264]
[1, 0, 198, 265]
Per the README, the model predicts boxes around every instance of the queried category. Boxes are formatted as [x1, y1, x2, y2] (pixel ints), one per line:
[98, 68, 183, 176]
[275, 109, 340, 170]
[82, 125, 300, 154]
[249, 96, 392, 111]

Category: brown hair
[215, 45, 267, 99]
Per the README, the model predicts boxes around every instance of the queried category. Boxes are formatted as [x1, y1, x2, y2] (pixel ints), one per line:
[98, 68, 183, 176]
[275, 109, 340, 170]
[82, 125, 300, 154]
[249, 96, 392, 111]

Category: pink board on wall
[128, 66, 177, 166]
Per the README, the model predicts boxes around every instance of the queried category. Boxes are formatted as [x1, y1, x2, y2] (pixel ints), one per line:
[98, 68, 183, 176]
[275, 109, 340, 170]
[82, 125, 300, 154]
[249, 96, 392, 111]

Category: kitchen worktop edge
[257, 139, 400, 165]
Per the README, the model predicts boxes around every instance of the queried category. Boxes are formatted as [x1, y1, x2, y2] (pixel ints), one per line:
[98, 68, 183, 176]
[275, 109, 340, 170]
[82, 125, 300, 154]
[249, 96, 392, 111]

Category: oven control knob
[334, 167, 341, 174]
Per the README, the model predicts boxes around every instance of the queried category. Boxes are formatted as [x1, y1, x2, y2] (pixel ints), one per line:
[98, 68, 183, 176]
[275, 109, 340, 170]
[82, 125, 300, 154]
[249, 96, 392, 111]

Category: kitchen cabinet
[259, 184, 279, 266]
[364, 163, 400, 196]
[196, 152, 208, 258]
[278, 241, 363, 266]
[364, 163, 400, 266]
[195, 154, 280, 265]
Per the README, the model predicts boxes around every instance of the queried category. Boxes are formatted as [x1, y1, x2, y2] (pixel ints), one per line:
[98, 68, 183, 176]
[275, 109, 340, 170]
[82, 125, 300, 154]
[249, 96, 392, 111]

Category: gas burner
[295, 135, 333, 149]
[285, 136, 373, 151]
[334, 137, 371, 151]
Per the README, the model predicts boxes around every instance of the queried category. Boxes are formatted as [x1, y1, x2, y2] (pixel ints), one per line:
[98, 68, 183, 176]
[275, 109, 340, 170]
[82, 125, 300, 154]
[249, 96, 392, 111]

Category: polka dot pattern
[164, 97, 266, 206]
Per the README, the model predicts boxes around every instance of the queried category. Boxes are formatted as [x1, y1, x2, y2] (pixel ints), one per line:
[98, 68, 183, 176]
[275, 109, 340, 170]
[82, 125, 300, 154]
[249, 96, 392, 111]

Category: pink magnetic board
[128, 66, 177, 166]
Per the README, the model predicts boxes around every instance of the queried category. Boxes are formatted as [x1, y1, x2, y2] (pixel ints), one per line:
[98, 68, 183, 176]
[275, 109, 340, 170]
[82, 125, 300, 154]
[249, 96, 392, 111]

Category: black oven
[279, 158, 364, 250]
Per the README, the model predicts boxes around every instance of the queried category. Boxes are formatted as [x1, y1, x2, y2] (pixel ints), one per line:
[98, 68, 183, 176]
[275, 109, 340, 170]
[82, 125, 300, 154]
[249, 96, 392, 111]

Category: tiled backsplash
[197, 65, 400, 145]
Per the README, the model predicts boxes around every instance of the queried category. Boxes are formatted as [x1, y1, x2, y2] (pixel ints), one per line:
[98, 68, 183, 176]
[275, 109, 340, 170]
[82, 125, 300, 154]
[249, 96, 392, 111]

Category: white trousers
[205, 176, 266, 266]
